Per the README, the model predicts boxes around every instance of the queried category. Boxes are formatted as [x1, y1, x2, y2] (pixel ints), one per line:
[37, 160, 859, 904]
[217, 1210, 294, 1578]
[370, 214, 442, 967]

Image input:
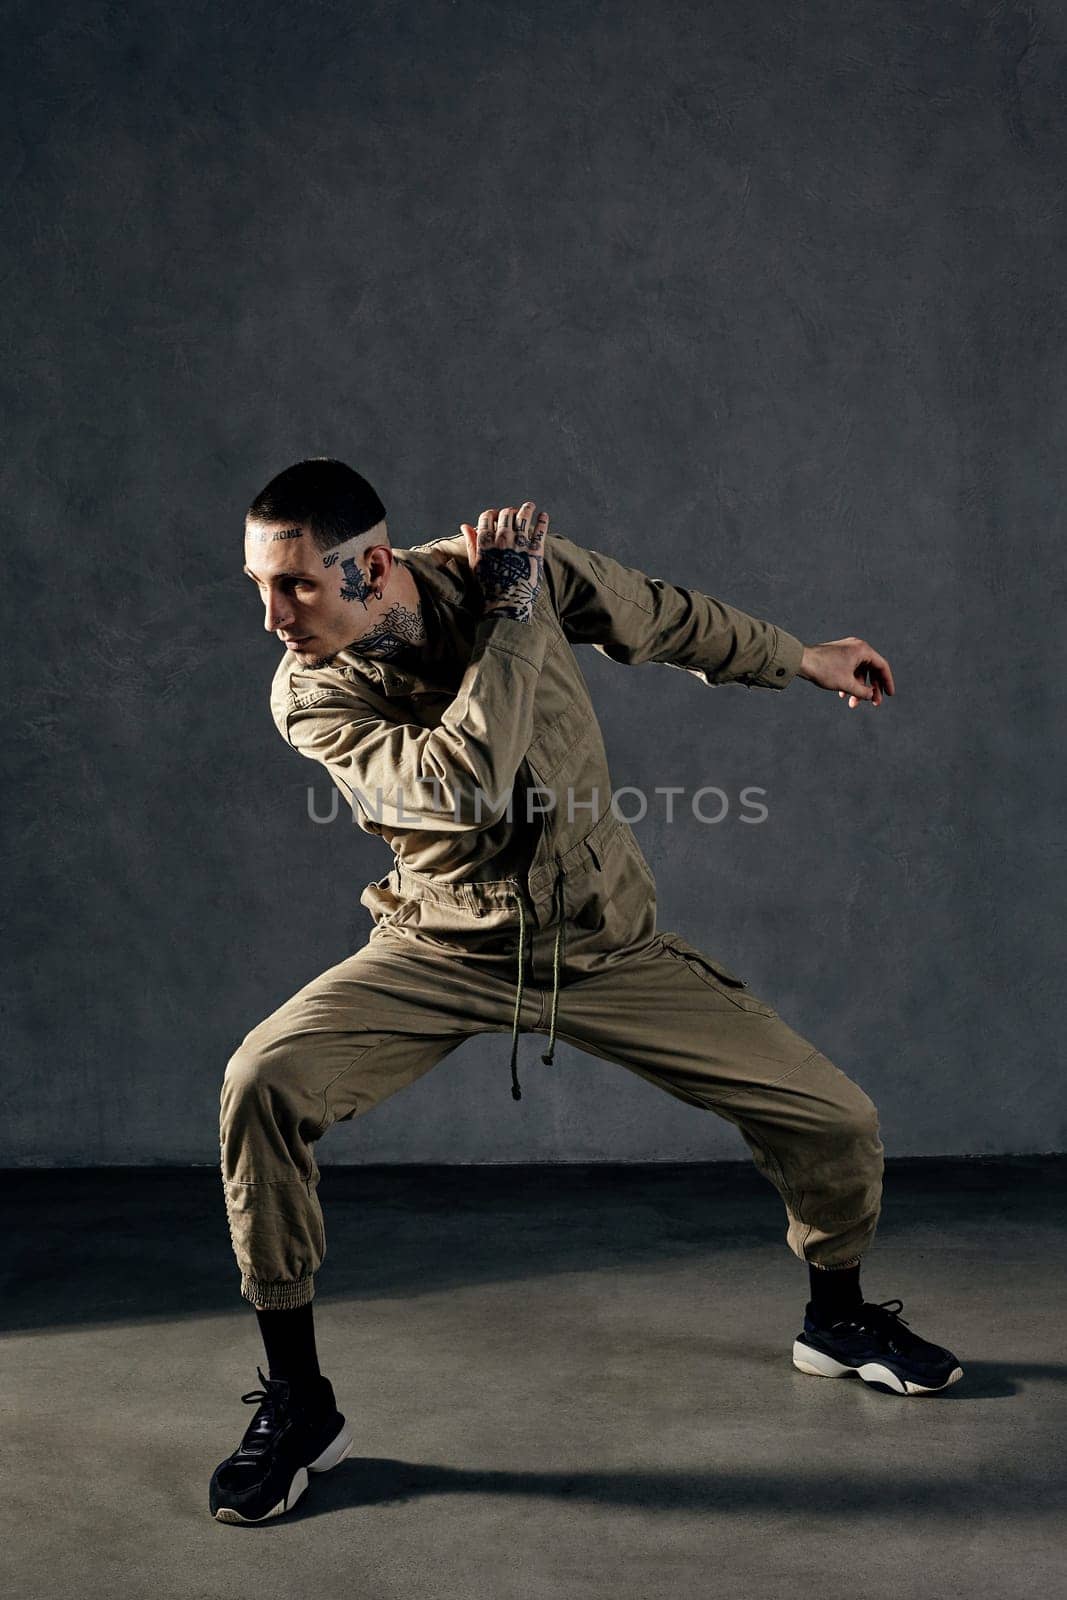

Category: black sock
[808, 1259, 864, 1325]
[255, 1302, 322, 1392]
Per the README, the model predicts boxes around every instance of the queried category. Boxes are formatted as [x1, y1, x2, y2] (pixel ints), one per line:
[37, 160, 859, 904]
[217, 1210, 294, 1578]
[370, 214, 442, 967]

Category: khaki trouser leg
[221, 912, 884, 1306]
[541, 929, 886, 1268]
[219, 942, 543, 1309]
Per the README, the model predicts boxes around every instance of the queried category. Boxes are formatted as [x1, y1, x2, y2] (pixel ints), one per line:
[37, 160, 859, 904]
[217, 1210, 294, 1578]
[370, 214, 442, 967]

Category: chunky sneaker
[792, 1297, 964, 1395]
[209, 1367, 353, 1524]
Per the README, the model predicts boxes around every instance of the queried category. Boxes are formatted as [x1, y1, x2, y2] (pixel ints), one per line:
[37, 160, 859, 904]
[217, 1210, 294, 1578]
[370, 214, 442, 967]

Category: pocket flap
[662, 934, 748, 988]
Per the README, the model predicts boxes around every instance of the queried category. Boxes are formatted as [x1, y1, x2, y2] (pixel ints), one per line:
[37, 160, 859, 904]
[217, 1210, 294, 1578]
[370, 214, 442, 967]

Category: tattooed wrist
[475, 547, 541, 617]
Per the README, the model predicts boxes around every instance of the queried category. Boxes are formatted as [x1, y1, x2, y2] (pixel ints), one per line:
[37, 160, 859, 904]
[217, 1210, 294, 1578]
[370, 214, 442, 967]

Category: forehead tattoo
[250, 525, 303, 542]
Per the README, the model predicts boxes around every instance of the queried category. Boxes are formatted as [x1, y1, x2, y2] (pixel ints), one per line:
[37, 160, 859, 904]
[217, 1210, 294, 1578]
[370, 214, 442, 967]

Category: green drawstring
[508, 865, 565, 1101]
[508, 890, 527, 1100]
[541, 869, 565, 1066]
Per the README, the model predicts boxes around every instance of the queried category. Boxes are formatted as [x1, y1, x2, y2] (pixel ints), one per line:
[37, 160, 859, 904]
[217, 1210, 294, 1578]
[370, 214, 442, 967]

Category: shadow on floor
[0, 1154, 1063, 1336]
[223, 1426, 1065, 1527]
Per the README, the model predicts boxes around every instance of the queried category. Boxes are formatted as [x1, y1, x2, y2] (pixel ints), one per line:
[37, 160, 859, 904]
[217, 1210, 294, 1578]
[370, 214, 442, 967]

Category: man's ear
[365, 543, 394, 586]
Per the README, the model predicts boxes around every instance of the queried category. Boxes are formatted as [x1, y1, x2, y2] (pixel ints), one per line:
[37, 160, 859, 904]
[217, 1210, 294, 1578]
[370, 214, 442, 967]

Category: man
[210, 457, 963, 1526]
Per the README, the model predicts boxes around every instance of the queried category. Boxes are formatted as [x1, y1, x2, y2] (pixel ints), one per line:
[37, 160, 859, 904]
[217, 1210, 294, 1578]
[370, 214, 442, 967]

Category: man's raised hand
[460, 502, 549, 623]
[799, 637, 896, 708]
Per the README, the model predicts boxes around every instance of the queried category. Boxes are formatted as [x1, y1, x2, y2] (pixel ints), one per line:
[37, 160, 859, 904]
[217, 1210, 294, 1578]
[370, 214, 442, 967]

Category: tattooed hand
[460, 502, 548, 623]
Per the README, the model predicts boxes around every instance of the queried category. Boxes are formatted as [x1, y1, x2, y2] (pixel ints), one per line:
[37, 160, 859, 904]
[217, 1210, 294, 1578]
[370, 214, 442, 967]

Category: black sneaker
[792, 1297, 964, 1395]
[209, 1366, 353, 1524]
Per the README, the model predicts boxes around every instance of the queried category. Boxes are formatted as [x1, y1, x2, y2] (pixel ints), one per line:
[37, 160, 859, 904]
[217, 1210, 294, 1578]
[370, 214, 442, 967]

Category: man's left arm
[542, 532, 894, 707]
[543, 531, 803, 690]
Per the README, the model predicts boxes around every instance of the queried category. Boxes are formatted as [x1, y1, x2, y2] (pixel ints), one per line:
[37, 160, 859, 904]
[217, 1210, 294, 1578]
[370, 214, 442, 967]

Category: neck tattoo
[354, 601, 428, 660]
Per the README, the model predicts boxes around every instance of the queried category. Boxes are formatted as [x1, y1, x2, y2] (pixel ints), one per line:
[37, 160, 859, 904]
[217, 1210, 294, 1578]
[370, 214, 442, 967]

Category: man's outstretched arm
[542, 530, 894, 707]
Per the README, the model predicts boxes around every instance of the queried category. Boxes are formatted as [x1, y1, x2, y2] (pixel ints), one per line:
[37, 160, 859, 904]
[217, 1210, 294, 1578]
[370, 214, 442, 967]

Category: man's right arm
[273, 613, 548, 833]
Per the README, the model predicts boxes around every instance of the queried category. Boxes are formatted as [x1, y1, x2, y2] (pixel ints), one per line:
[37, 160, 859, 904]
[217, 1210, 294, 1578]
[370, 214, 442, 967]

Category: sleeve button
[775, 666, 785, 676]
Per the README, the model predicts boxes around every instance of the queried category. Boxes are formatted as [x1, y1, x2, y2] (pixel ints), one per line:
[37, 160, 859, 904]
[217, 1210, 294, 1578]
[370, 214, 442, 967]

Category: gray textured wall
[3, 0, 1064, 1165]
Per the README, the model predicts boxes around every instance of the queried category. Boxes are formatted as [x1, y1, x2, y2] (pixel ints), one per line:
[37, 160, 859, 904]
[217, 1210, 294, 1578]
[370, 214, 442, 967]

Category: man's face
[243, 518, 389, 667]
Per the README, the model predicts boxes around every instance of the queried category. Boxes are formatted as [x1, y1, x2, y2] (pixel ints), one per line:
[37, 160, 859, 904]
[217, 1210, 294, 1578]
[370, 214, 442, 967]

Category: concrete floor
[1, 1156, 1064, 1600]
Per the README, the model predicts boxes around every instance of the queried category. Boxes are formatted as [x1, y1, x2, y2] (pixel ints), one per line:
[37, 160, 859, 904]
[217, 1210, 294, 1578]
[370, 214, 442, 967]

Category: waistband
[390, 808, 626, 1102]
[392, 807, 624, 908]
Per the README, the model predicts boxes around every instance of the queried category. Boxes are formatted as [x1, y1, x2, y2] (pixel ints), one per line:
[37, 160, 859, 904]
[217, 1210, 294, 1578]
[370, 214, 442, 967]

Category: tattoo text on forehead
[250, 525, 304, 543]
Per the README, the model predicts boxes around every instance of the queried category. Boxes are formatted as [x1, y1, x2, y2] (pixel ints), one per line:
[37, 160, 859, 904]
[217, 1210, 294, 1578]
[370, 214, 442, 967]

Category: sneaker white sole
[792, 1340, 964, 1395]
[213, 1421, 355, 1524]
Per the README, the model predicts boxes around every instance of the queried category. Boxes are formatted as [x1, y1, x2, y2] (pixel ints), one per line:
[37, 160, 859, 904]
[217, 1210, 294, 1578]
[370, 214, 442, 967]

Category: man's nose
[264, 592, 294, 632]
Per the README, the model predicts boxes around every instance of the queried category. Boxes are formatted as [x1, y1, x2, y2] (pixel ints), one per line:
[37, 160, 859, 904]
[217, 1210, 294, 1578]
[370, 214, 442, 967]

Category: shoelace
[235, 1366, 291, 1454]
[835, 1298, 921, 1349]
[241, 1365, 285, 1408]
[865, 1297, 910, 1327]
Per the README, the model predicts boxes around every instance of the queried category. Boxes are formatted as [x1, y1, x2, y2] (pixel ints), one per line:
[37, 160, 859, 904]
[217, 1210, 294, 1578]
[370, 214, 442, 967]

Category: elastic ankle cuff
[241, 1273, 315, 1310]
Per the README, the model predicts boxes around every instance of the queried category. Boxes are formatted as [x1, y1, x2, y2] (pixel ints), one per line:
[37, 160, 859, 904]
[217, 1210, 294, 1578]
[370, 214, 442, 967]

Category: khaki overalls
[220, 534, 885, 1309]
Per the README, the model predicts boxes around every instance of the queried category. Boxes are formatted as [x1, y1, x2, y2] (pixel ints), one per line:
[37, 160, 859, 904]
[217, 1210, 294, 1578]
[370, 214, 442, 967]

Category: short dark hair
[246, 458, 387, 555]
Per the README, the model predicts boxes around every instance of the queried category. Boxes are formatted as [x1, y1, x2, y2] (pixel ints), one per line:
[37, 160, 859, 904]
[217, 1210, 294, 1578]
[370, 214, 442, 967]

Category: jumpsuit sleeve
[271, 613, 550, 832]
[544, 532, 806, 690]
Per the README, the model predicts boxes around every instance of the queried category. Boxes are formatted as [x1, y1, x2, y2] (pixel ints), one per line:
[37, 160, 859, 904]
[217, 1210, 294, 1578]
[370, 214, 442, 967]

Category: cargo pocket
[659, 933, 775, 1016]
